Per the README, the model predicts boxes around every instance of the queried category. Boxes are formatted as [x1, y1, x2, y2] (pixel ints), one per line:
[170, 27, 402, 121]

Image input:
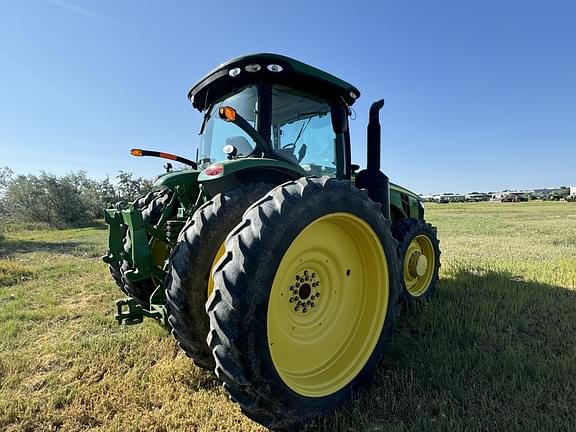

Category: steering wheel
[280, 142, 307, 164]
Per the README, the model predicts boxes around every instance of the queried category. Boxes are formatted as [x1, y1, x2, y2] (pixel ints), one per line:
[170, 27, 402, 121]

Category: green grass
[1, 202, 575, 431]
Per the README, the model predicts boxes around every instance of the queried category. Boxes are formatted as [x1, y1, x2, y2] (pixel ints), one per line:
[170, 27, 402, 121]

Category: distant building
[571, 186, 576, 197]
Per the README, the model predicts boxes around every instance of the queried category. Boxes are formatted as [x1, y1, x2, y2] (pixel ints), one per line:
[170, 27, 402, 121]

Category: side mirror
[223, 144, 238, 159]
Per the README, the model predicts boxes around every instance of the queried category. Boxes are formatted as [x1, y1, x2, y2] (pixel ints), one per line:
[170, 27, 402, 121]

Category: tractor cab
[189, 53, 359, 180]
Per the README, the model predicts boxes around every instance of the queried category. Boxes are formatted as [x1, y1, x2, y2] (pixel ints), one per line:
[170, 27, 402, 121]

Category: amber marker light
[130, 148, 143, 157]
[218, 106, 236, 122]
[159, 152, 177, 160]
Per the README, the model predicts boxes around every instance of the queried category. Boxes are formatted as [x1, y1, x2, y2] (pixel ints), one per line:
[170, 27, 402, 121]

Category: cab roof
[188, 53, 361, 111]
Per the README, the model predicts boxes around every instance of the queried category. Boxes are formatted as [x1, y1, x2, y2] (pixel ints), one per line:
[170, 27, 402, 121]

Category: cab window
[198, 85, 258, 168]
[271, 85, 337, 176]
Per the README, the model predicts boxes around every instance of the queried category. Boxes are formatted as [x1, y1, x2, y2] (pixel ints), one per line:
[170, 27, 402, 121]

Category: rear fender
[198, 158, 306, 196]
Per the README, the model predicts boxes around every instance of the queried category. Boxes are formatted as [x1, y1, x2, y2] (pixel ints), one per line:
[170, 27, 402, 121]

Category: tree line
[0, 167, 153, 228]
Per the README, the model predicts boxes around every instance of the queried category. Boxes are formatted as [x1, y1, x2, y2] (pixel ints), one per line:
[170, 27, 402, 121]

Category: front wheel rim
[402, 234, 435, 297]
[267, 212, 389, 397]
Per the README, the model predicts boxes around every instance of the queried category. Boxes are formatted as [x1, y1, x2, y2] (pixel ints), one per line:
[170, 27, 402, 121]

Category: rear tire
[108, 188, 173, 307]
[207, 177, 401, 430]
[392, 218, 441, 302]
[165, 183, 274, 370]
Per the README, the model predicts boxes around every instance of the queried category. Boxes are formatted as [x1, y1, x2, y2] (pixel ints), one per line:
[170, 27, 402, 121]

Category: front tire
[207, 177, 401, 430]
[392, 218, 441, 302]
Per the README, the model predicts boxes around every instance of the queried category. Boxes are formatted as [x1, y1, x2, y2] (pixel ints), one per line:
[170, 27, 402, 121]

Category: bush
[0, 168, 153, 228]
[0, 167, 13, 221]
[115, 171, 154, 203]
[64, 172, 118, 219]
[5, 172, 93, 227]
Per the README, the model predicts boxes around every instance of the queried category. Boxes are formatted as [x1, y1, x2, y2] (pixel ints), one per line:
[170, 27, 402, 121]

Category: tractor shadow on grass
[306, 269, 576, 431]
[81, 220, 108, 230]
[0, 239, 91, 258]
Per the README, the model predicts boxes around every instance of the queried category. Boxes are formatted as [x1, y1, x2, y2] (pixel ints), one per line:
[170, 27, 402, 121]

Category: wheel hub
[416, 255, 428, 276]
[289, 269, 320, 314]
[407, 251, 428, 278]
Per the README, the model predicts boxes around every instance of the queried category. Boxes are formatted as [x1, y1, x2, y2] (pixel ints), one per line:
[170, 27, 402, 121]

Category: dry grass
[1, 201, 575, 431]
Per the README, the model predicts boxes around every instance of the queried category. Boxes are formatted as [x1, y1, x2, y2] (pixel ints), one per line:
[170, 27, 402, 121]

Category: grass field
[1, 201, 575, 431]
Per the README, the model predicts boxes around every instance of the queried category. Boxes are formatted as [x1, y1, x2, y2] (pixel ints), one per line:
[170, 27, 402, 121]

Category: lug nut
[310, 302, 315, 308]
[303, 307, 308, 313]
[312, 272, 316, 278]
[304, 270, 308, 276]
[289, 297, 294, 303]
[289, 285, 294, 291]
[316, 292, 320, 297]
[295, 306, 299, 312]
[296, 275, 300, 281]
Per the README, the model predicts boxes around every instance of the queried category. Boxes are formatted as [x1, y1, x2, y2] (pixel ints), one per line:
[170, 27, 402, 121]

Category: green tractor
[103, 53, 441, 430]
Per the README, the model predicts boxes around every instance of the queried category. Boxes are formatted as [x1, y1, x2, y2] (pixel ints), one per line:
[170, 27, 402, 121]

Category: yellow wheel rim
[267, 212, 389, 397]
[207, 242, 226, 297]
[402, 234, 435, 297]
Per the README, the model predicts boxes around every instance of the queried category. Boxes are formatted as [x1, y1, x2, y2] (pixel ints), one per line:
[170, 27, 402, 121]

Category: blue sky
[1, 0, 574, 194]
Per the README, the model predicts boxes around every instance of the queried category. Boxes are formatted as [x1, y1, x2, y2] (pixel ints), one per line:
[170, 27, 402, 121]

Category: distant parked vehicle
[547, 188, 570, 201]
[465, 192, 491, 202]
[436, 193, 465, 203]
[501, 193, 528, 202]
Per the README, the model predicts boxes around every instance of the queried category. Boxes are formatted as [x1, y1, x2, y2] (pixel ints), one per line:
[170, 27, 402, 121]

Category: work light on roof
[228, 67, 241, 77]
[245, 63, 261, 72]
[349, 91, 358, 99]
[267, 64, 283, 72]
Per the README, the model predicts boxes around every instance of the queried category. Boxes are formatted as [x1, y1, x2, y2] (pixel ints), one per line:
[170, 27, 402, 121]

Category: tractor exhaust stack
[355, 99, 391, 219]
[367, 99, 384, 171]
